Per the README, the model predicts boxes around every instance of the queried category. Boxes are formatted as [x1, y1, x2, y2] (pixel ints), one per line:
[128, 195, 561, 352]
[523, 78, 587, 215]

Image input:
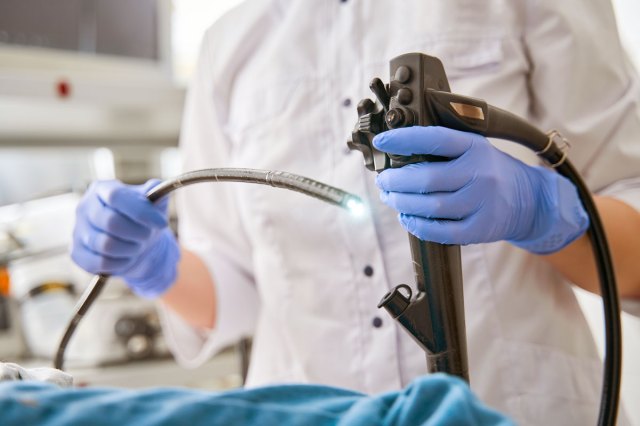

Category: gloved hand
[373, 126, 589, 254]
[71, 179, 180, 298]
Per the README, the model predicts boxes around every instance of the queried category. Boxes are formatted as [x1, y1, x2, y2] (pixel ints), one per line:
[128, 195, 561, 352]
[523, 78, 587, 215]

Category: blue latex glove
[373, 126, 589, 254]
[0, 373, 514, 425]
[71, 179, 180, 298]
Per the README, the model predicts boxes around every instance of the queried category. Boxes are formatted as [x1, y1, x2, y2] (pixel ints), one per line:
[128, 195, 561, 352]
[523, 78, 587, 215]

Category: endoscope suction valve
[377, 285, 435, 355]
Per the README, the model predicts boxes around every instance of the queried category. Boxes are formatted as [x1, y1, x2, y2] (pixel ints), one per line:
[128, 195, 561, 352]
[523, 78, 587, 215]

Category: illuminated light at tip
[346, 198, 366, 217]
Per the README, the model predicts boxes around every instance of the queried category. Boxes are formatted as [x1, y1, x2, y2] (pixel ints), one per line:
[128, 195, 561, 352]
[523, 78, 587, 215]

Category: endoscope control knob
[347, 94, 389, 171]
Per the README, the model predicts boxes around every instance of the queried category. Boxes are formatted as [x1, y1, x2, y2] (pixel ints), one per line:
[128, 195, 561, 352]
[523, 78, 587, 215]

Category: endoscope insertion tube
[54, 168, 363, 371]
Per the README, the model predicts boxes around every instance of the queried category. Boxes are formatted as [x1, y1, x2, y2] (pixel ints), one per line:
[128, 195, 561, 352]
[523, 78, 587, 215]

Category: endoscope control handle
[384, 54, 469, 382]
[347, 52, 470, 382]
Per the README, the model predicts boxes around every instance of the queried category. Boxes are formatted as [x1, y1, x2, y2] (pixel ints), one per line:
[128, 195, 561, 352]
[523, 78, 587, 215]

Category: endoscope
[55, 52, 620, 426]
[53, 168, 363, 373]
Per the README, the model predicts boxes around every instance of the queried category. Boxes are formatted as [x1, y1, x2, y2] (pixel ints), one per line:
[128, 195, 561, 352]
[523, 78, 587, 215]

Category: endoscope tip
[345, 197, 366, 217]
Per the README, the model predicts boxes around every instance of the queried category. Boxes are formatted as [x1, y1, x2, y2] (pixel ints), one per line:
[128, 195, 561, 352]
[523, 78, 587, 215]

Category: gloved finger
[380, 190, 480, 220]
[138, 178, 163, 195]
[399, 213, 481, 245]
[70, 241, 135, 275]
[80, 195, 154, 243]
[73, 225, 142, 259]
[373, 126, 479, 158]
[375, 161, 472, 193]
[93, 181, 167, 228]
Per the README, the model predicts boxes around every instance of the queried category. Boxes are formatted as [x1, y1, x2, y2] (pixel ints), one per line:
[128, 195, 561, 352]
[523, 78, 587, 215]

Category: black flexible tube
[484, 106, 621, 426]
[54, 168, 362, 371]
[555, 161, 621, 426]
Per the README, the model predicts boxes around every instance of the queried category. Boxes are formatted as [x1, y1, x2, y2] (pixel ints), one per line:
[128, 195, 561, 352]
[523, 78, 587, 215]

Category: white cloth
[160, 0, 640, 424]
[0, 362, 73, 387]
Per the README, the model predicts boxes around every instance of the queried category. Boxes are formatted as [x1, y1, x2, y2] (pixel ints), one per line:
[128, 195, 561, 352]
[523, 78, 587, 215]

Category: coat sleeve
[523, 0, 640, 316]
[523, 0, 640, 205]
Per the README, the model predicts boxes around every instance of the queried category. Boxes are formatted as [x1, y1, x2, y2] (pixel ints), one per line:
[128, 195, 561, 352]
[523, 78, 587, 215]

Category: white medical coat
[160, 1, 640, 424]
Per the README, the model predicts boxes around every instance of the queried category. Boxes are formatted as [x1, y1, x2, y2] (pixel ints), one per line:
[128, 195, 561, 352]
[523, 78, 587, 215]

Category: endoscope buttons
[397, 88, 413, 105]
[394, 66, 412, 84]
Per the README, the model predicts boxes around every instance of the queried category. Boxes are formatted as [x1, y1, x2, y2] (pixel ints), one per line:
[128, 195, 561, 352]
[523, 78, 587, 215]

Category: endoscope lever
[369, 78, 391, 114]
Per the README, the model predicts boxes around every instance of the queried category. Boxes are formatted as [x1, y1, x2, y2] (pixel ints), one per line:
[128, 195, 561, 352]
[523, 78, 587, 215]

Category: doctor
[70, 1, 640, 424]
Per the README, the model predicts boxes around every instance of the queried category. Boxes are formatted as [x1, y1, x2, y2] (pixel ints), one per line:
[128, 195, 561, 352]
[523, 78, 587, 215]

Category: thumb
[136, 178, 163, 195]
[135, 178, 169, 215]
[373, 126, 478, 158]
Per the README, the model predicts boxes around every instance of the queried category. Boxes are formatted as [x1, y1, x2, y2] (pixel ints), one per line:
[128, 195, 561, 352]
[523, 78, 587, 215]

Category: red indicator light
[56, 79, 71, 99]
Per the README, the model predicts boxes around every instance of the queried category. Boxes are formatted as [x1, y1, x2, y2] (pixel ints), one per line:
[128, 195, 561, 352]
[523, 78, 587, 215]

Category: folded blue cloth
[0, 373, 512, 426]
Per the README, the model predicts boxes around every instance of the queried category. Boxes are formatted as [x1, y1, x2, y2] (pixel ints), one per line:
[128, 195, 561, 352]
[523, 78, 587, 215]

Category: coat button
[363, 265, 374, 277]
[372, 317, 383, 328]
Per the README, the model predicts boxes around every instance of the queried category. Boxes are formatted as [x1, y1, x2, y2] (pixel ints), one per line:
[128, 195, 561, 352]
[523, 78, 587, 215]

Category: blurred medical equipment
[0, 261, 23, 360]
[0, 0, 182, 206]
[347, 52, 620, 426]
[0, 194, 77, 361]
[0, 0, 179, 147]
[0, 0, 182, 366]
[0, 193, 170, 367]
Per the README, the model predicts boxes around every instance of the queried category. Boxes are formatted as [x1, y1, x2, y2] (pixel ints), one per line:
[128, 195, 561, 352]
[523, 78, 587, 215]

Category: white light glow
[346, 198, 366, 217]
